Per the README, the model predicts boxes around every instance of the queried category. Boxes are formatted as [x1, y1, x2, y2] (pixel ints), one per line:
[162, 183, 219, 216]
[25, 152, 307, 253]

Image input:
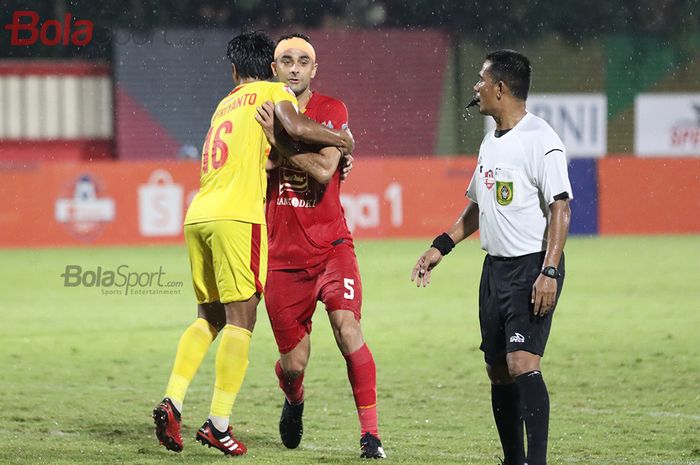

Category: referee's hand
[531, 274, 558, 316]
[411, 248, 443, 287]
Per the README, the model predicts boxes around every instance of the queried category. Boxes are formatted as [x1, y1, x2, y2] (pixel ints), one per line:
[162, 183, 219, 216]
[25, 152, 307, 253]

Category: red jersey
[267, 92, 353, 270]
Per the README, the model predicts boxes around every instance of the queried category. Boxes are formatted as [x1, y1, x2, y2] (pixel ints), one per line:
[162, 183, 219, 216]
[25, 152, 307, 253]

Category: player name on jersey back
[211, 92, 259, 121]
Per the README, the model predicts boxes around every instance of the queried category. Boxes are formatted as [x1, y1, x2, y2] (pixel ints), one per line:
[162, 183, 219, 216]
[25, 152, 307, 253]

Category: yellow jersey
[184, 81, 298, 225]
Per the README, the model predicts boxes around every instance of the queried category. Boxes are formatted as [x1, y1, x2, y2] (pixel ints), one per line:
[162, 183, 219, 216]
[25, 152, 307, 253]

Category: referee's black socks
[515, 370, 549, 465]
[490, 383, 525, 465]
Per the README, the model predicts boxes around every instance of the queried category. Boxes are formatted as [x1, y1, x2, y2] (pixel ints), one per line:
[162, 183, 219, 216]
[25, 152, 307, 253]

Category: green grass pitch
[1, 236, 699, 464]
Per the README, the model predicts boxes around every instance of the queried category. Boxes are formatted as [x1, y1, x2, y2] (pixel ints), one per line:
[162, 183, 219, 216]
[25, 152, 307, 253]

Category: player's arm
[285, 147, 341, 184]
[411, 201, 480, 287]
[257, 101, 341, 184]
[284, 100, 351, 183]
[274, 100, 354, 155]
[269, 142, 339, 184]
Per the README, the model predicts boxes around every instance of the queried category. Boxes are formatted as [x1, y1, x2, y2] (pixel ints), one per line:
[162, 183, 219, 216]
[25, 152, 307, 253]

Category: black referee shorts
[478, 251, 565, 365]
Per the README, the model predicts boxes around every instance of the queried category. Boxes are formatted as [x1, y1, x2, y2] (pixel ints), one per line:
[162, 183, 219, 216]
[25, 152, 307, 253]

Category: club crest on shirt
[496, 181, 513, 205]
[280, 165, 309, 193]
[483, 169, 495, 190]
[277, 162, 319, 208]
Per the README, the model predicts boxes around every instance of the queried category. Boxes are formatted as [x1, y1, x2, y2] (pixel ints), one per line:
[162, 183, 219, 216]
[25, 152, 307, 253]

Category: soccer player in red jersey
[255, 33, 385, 459]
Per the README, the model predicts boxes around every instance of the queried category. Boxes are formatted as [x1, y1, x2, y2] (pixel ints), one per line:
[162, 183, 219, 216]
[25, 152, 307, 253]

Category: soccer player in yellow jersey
[152, 31, 354, 456]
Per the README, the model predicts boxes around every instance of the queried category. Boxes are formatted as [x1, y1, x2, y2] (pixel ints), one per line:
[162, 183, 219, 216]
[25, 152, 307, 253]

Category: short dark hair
[226, 31, 275, 80]
[277, 32, 312, 44]
[484, 49, 531, 100]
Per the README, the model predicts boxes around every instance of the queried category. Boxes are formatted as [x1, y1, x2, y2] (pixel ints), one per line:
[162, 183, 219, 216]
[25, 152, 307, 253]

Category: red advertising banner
[0, 157, 477, 248]
[3, 156, 697, 248]
[598, 157, 700, 234]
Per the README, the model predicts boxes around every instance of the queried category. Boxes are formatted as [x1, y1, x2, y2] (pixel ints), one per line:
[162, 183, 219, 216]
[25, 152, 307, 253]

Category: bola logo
[3, 11, 94, 47]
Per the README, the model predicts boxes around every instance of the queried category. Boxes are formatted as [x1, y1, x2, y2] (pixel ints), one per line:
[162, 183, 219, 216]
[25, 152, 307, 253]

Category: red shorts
[265, 242, 362, 354]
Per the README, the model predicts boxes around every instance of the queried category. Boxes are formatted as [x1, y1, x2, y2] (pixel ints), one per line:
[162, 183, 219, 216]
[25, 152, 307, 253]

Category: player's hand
[255, 100, 276, 146]
[410, 248, 443, 287]
[340, 154, 354, 182]
[339, 127, 355, 155]
[531, 274, 558, 316]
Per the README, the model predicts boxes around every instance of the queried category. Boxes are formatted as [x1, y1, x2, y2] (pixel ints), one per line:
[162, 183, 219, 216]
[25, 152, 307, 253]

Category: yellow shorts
[184, 220, 268, 304]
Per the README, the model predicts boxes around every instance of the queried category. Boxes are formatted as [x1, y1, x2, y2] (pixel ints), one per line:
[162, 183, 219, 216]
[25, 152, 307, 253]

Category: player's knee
[281, 358, 307, 377]
[209, 319, 225, 334]
[334, 320, 362, 352]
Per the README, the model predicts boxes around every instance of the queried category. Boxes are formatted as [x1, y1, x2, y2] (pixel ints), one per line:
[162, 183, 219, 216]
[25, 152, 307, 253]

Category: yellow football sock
[209, 324, 252, 418]
[164, 318, 218, 407]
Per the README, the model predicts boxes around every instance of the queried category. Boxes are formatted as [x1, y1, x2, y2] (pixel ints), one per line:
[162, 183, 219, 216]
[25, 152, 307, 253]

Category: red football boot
[152, 397, 183, 452]
[196, 419, 247, 456]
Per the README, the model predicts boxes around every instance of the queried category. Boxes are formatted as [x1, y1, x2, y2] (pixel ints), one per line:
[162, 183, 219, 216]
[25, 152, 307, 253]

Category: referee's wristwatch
[541, 266, 560, 279]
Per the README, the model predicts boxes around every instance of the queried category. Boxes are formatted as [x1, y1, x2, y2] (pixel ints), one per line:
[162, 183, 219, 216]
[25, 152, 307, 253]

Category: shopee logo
[4, 11, 93, 46]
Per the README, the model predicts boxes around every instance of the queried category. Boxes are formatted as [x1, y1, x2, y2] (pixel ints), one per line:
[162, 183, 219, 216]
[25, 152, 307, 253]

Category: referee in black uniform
[411, 50, 573, 465]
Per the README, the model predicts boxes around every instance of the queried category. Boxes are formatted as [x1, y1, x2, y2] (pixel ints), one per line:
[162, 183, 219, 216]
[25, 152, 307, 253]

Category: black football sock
[491, 382, 525, 465]
[515, 371, 549, 465]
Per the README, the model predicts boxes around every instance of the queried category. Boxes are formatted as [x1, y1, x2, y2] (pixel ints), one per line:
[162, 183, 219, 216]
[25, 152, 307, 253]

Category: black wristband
[431, 232, 455, 256]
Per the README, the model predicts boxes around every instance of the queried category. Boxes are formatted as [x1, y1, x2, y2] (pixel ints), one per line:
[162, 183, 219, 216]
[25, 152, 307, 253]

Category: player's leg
[321, 243, 385, 459]
[195, 220, 266, 456]
[208, 296, 258, 431]
[196, 295, 257, 456]
[198, 294, 260, 455]
[278, 333, 310, 406]
[164, 303, 224, 412]
[265, 268, 318, 449]
[480, 255, 525, 465]
[503, 253, 565, 465]
[153, 224, 222, 452]
[328, 309, 364, 353]
[276, 334, 310, 449]
[327, 310, 380, 440]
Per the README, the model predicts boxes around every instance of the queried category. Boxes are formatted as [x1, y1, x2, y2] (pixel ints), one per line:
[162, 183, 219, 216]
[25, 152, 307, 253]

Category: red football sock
[344, 343, 379, 437]
[275, 360, 305, 405]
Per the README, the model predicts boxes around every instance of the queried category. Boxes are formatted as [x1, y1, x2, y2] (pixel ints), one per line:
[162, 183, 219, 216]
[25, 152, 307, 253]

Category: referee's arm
[411, 201, 479, 287]
[532, 197, 571, 315]
[543, 198, 571, 270]
[447, 201, 480, 245]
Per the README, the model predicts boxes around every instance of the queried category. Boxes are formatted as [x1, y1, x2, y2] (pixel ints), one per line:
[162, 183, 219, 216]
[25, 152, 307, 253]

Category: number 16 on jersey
[201, 121, 233, 174]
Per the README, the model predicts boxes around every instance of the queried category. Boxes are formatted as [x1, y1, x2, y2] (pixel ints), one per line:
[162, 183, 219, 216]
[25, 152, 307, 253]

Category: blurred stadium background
[0, 0, 699, 243]
[0, 1, 698, 464]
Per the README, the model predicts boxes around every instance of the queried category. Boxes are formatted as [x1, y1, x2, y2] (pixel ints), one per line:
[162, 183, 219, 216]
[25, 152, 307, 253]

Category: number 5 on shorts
[343, 278, 355, 300]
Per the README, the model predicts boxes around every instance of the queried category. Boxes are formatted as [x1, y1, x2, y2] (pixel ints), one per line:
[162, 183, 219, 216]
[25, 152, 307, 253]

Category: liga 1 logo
[3, 11, 93, 46]
[54, 174, 115, 242]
